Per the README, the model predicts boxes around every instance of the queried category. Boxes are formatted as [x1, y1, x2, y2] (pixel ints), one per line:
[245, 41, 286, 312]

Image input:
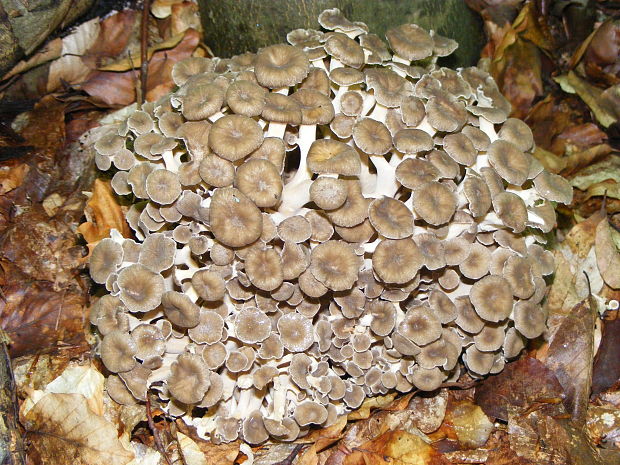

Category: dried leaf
[1, 38, 63, 80]
[48, 18, 101, 92]
[0, 164, 29, 194]
[348, 393, 397, 420]
[342, 430, 446, 465]
[445, 400, 494, 448]
[555, 72, 616, 128]
[151, 0, 186, 19]
[176, 432, 207, 465]
[571, 157, 620, 190]
[544, 299, 596, 424]
[98, 32, 185, 71]
[77, 179, 130, 248]
[22, 392, 135, 465]
[474, 357, 565, 422]
[297, 415, 348, 465]
[595, 217, 620, 289]
[508, 411, 604, 465]
[592, 319, 620, 397]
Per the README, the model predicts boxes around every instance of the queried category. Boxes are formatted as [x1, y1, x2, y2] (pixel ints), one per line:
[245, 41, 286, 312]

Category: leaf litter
[1, 0, 620, 464]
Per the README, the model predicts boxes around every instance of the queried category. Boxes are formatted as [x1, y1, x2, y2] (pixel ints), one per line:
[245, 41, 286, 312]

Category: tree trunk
[198, 0, 485, 67]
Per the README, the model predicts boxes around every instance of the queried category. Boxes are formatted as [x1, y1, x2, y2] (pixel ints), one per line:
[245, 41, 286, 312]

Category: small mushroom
[167, 353, 211, 404]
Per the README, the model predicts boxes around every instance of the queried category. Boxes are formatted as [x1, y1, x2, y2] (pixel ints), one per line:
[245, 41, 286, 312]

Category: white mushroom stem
[369, 154, 398, 197]
[414, 116, 436, 137]
[329, 57, 344, 73]
[162, 150, 181, 172]
[165, 336, 191, 354]
[239, 444, 254, 465]
[284, 123, 317, 188]
[310, 58, 328, 71]
[368, 101, 388, 123]
[358, 150, 378, 195]
[478, 117, 498, 142]
[231, 388, 264, 419]
[392, 54, 410, 65]
[270, 374, 291, 421]
[265, 86, 291, 139]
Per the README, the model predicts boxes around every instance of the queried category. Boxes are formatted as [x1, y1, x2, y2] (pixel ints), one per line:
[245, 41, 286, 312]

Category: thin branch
[146, 394, 174, 465]
[139, 0, 152, 107]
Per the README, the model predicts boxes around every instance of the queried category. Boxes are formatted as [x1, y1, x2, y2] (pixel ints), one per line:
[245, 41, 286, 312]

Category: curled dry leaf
[77, 179, 131, 251]
[444, 399, 494, 448]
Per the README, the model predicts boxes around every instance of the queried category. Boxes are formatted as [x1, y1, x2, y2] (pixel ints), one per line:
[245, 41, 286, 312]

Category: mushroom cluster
[89, 8, 572, 444]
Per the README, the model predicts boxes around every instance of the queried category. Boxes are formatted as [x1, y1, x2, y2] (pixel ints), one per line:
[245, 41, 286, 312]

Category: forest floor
[0, 1, 619, 464]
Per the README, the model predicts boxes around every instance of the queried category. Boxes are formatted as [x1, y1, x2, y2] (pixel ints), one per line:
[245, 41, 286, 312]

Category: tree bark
[198, 0, 485, 67]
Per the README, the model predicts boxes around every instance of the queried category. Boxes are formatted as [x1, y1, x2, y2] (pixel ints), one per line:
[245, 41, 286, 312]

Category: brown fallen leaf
[592, 318, 620, 397]
[586, 405, 620, 448]
[474, 357, 566, 422]
[98, 33, 186, 71]
[0, 164, 29, 194]
[342, 430, 448, 465]
[544, 298, 596, 424]
[595, 217, 620, 289]
[77, 178, 130, 250]
[347, 393, 397, 420]
[508, 411, 604, 465]
[22, 392, 135, 465]
[296, 415, 348, 465]
[555, 71, 616, 128]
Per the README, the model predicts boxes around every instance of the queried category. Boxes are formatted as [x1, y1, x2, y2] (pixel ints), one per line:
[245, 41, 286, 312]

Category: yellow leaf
[348, 392, 397, 420]
[0, 164, 29, 194]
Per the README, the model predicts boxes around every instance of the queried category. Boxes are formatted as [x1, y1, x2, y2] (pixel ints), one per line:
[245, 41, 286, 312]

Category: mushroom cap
[291, 88, 335, 125]
[487, 140, 530, 186]
[463, 173, 492, 218]
[340, 91, 364, 117]
[329, 67, 364, 86]
[235, 307, 272, 343]
[470, 275, 514, 322]
[335, 219, 375, 244]
[261, 93, 302, 124]
[242, 410, 270, 444]
[412, 182, 458, 226]
[199, 154, 235, 188]
[208, 115, 264, 162]
[454, 296, 485, 334]
[443, 133, 477, 166]
[513, 301, 546, 339]
[139, 233, 176, 273]
[254, 44, 310, 88]
[90, 238, 123, 284]
[131, 324, 165, 360]
[171, 57, 215, 86]
[277, 215, 312, 243]
[393, 128, 434, 154]
[492, 192, 528, 233]
[281, 241, 310, 280]
[188, 310, 225, 344]
[533, 170, 573, 204]
[298, 269, 329, 298]
[191, 269, 226, 301]
[330, 113, 356, 138]
[100, 330, 137, 373]
[395, 158, 440, 189]
[398, 305, 442, 346]
[368, 300, 397, 336]
[277, 312, 314, 352]
[244, 247, 284, 291]
[498, 118, 534, 152]
[202, 342, 227, 369]
[177, 82, 225, 120]
[428, 289, 457, 324]
[116, 264, 165, 312]
[443, 237, 472, 266]
[368, 196, 413, 239]
[464, 345, 495, 375]
[235, 158, 283, 208]
[294, 400, 328, 426]
[458, 242, 490, 279]
[324, 32, 365, 68]
[90, 295, 129, 335]
[462, 125, 491, 151]
[310, 177, 348, 210]
[249, 137, 286, 173]
[161, 290, 200, 328]
[473, 324, 505, 352]
[309, 240, 360, 291]
[209, 187, 263, 247]
[373, 238, 423, 284]
[503, 255, 535, 299]
[226, 80, 266, 117]
[352, 118, 393, 155]
[400, 95, 426, 126]
[426, 92, 467, 132]
[386, 24, 434, 61]
[307, 139, 361, 176]
[300, 67, 331, 95]
[168, 353, 211, 404]
[365, 68, 414, 107]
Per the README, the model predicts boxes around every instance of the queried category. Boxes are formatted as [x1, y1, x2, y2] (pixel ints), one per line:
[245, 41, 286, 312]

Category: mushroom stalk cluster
[89, 8, 572, 445]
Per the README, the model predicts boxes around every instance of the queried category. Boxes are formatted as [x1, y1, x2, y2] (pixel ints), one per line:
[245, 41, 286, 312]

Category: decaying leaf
[586, 406, 620, 448]
[592, 319, 620, 397]
[0, 164, 29, 194]
[475, 357, 566, 422]
[348, 393, 397, 420]
[555, 71, 617, 128]
[98, 33, 186, 71]
[22, 392, 135, 465]
[342, 430, 447, 465]
[177, 432, 207, 465]
[77, 178, 130, 249]
[595, 218, 620, 289]
[444, 399, 494, 448]
[544, 298, 596, 423]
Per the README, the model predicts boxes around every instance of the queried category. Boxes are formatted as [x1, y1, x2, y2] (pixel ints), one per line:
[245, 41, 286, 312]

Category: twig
[272, 444, 306, 465]
[146, 394, 174, 465]
[139, 0, 151, 107]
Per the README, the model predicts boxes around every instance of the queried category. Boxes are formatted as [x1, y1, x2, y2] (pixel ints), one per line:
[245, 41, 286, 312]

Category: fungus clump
[89, 8, 572, 445]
